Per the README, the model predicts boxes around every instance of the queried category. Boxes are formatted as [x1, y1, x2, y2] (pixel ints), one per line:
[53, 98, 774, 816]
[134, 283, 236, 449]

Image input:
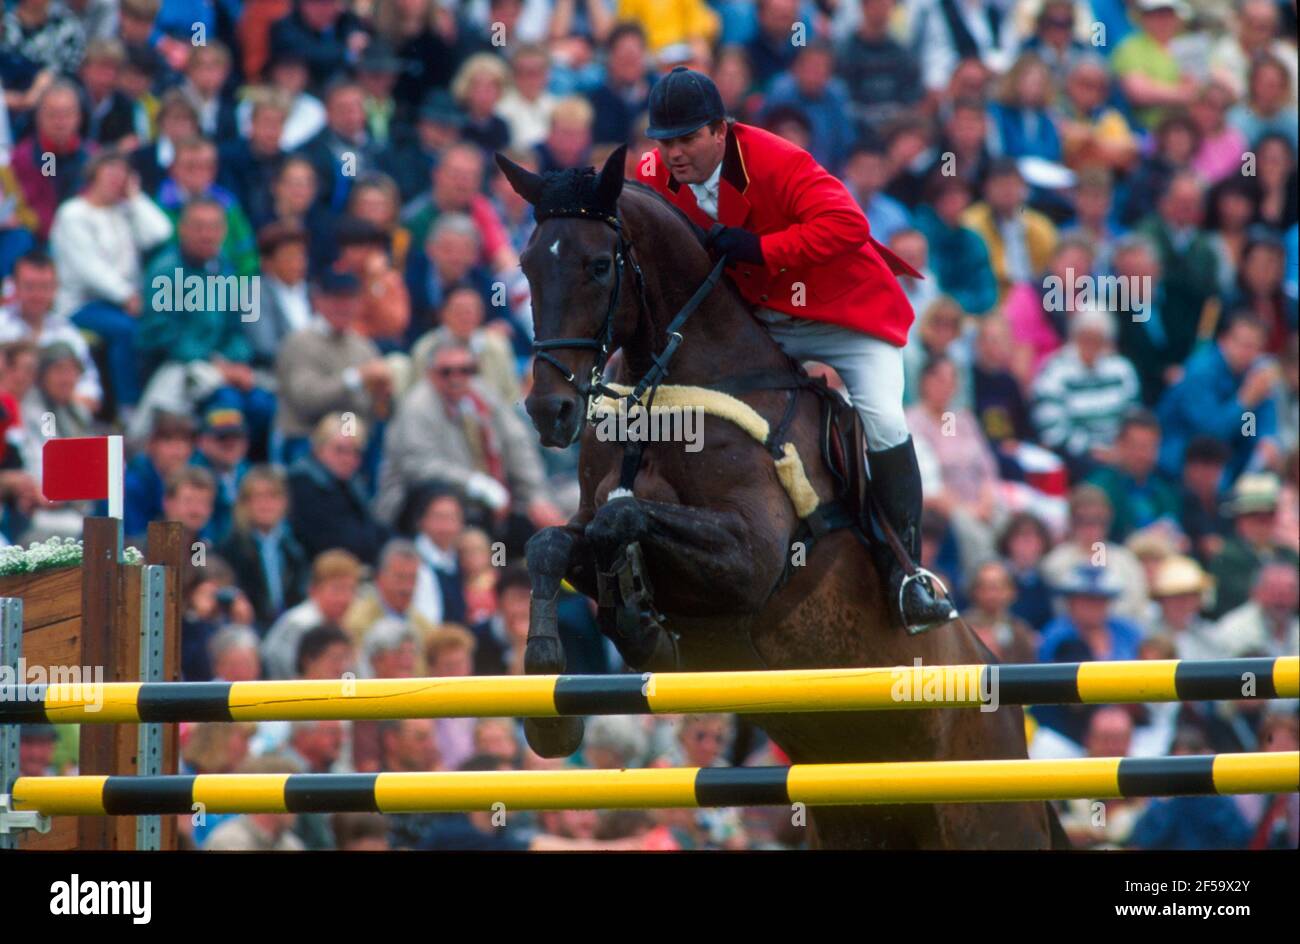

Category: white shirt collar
[693, 161, 722, 196]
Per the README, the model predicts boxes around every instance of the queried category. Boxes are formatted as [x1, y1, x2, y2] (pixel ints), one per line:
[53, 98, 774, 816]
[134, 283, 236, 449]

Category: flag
[41, 436, 124, 519]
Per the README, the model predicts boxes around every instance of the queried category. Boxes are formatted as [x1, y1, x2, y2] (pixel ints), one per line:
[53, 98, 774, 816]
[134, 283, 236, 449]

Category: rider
[635, 66, 957, 634]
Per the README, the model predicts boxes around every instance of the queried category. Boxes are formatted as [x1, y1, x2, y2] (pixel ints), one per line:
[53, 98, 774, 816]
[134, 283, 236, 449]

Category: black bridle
[530, 210, 728, 424]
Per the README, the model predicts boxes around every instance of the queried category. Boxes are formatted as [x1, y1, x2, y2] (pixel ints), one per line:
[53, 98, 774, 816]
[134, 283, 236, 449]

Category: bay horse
[496, 147, 1062, 849]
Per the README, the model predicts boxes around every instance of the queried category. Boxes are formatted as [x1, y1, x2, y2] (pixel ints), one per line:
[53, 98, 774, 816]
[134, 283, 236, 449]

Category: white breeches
[756, 309, 910, 451]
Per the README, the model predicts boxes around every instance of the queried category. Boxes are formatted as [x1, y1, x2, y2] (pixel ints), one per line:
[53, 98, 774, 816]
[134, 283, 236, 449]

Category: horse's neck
[621, 244, 789, 387]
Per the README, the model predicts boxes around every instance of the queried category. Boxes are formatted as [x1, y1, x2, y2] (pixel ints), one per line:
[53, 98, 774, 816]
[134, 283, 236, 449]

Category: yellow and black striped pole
[10, 753, 1298, 815]
[2, 657, 1294, 724]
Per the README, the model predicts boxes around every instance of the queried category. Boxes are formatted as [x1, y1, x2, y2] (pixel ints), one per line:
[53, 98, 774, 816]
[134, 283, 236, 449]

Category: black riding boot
[867, 437, 958, 634]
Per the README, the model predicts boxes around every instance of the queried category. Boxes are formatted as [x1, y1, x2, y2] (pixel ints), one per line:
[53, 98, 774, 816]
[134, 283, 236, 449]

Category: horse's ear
[494, 152, 544, 205]
[596, 144, 627, 209]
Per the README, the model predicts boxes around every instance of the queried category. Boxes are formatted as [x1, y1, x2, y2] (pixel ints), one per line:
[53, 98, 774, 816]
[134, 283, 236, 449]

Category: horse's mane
[619, 179, 711, 248]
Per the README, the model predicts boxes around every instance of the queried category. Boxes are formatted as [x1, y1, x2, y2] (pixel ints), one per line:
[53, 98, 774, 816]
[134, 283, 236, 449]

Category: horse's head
[495, 145, 635, 447]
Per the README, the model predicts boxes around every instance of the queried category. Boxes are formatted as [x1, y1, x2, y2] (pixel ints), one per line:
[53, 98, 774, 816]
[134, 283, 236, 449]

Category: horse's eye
[591, 258, 612, 278]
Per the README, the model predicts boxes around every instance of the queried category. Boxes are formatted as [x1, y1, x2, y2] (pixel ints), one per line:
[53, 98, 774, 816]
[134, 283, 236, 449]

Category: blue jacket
[913, 206, 999, 315]
[1127, 796, 1252, 850]
[1157, 343, 1277, 481]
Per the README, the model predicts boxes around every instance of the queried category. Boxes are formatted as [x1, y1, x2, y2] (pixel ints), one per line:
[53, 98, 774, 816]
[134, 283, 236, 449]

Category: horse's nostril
[555, 398, 574, 425]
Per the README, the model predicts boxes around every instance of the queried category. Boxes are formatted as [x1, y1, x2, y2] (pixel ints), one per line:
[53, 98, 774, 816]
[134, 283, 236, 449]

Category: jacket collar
[665, 123, 751, 224]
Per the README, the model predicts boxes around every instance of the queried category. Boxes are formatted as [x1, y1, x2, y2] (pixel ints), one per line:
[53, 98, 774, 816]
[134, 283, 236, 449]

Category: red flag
[41, 436, 124, 518]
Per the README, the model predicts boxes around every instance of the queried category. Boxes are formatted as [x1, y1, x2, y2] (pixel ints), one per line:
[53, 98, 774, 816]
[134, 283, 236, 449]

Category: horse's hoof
[523, 716, 585, 758]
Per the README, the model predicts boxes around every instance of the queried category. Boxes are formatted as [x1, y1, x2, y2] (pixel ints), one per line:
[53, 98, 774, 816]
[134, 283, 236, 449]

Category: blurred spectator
[989, 53, 1060, 163]
[402, 142, 515, 272]
[764, 40, 853, 173]
[248, 222, 312, 370]
[1058, 56, 1138, 174]
[498, 43, 557, 150]
[997, 511, 1054, 630]
[178, 41, 238, 141]
[218, 464, 309, 633]
[842, 140, 911, 245]
[533, 95, 594, 174]
[191, 405, 251, 544]
[261, 547, 363, 679]
[1003, 236, 1089, 378]
[1127, 727, 1252, 849]
[1086, 408, 1180, 542]
[139, 197, 275, 451]
[1252, 133, 1298, 233]
[354, 40, 403, 147]
[399, 483, 469, 626]
[342, 539, 437, 661]
[287, 412, 389, 565]
[410, 286, 519, 406]
[1237, 712, 1300, 849]
[961, 158, 1058, 302]
[615, 0, 718, 62]
[330, 216, 411, 346]
[374, 336, 559, 533]
[122, 410, 195, 538]
[1119, 112, 1197, 227]
[219, 87, 291, 231]
[469, 563, 530, 675]
[203, 756, 307, 850]
[210, 625, 262, 682]
[913, 0, 1015, 94]
[1223, 233, 1295, 356]
[1227, 55, 1298, 149]
[0, 251, 102, 413]
[906, 355, 998, 527]
[48, 150, 172, 411]
[1042, 485, 1150, 624]
[835, 0, 921, 131]
[451, 54, 510, 154]
[1213, 561, 1299, 658]
[1138, 173, 1219, 351]
[77, 38, 138, 149]
[160, 465, 217, 547]
[9, 82, 90, 242]
[1178, 435, 1232, 564]
[964, 560, 1038, 663]
[266, 155, 337, 274]
[1206, 176, 1263, 298]
[1111, 0, 1196, 131]
[1208, 475, 1298, 619]
[1032, 307, 1140, 480]
[128, 90, 200, 197]
[970, 314, 1032, 475]
[913, 174, 997, 316]
[586, 23, 650, 147]
[1189, 78, 1248, 184]
[1156, 313, 1278, 481]
[1147, 554, 1223, 659]
[298, 79, 384, 214]
[743, 0, 800, 91]
[346, 173, 413, 271]
[268, 0, 366, 93]
[274, 270, 392, 463]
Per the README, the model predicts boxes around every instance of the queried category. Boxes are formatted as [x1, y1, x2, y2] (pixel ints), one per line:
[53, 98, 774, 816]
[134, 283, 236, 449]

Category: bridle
[529, 208, 728, 428]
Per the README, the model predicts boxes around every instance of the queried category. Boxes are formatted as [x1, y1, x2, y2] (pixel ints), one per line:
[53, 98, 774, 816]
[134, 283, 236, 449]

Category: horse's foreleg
[586, 497, 784, 668]
[521, 524, 587, 758]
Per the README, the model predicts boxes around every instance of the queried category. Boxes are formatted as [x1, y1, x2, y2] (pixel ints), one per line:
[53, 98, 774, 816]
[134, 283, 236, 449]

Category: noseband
[530, 209, 728, 423]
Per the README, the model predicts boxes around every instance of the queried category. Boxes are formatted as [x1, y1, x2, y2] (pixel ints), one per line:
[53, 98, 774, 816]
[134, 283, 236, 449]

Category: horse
[496, 146, 1063, 849]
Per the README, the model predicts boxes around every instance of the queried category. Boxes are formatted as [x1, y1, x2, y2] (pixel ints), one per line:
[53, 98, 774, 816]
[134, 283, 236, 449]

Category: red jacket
[636, 122, 919, 346]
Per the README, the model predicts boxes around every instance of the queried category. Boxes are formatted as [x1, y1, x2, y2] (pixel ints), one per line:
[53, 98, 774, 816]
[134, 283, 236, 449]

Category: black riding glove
[709, 226, 764, 265]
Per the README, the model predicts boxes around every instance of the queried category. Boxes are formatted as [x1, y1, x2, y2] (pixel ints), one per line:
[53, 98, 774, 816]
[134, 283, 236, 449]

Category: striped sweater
[1031, 346, 1140, 459]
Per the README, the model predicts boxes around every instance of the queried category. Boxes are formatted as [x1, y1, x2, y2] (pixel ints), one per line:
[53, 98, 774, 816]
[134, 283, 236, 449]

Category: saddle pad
[593, 383, 821, 518]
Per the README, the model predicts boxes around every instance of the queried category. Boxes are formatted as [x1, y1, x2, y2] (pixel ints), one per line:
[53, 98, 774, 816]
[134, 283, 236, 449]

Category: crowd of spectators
[3, 0, 1297, 851]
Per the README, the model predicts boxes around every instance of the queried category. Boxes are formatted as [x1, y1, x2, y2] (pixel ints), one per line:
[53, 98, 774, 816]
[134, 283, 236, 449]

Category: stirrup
[898, 567, 959, 635]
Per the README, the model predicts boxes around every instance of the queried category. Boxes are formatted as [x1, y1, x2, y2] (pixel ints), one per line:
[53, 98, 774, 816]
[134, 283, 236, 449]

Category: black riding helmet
[645, 66, 726, 140]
